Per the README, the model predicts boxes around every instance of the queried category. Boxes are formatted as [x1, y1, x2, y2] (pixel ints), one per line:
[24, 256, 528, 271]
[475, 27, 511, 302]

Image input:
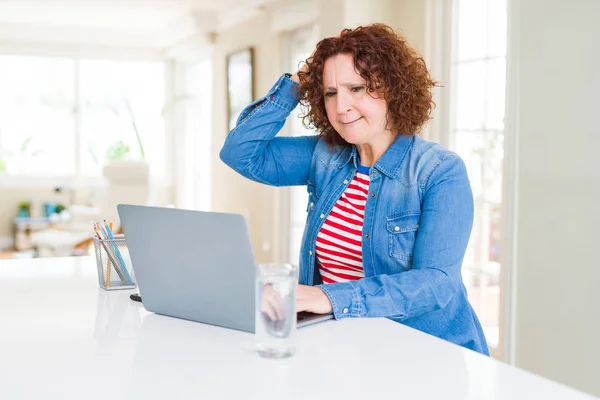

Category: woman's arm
[219, 73, 318, 187]
[317, 154, 474, 319]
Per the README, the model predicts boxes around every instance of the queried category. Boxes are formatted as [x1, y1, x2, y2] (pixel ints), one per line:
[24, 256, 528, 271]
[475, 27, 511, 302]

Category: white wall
[508, 0, 600, 396]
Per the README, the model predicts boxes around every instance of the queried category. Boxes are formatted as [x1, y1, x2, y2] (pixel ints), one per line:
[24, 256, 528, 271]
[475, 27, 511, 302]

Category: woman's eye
[351, 86, 364, 93]
[324, 91, 336, 97]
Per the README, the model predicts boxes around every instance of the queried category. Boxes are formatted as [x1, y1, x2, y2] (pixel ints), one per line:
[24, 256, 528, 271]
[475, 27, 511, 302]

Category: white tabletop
[0, 256, 596, 400]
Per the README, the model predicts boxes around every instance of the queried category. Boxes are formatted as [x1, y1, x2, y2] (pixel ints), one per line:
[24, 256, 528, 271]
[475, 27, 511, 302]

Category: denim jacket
[220, 74, 489, 355]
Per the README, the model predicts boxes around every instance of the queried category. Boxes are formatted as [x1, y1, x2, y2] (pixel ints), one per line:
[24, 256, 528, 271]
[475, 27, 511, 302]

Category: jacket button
[310, 202, 314, 209]
[343, 308, 349, 314]
[394, 226, 400, 232]
[343, 179, 349, 184]
[371, 193, 376, 198]
[309, 250, 313, 256]
[364, 234, 370, 239]
[320, 214, 325, 219]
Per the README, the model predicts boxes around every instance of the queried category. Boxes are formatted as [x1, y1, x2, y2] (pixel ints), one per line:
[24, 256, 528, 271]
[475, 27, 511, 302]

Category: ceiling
[0, 0, 276, 48]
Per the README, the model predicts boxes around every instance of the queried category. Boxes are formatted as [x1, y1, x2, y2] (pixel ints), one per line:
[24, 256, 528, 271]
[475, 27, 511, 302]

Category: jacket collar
[342, 134, 415, 179]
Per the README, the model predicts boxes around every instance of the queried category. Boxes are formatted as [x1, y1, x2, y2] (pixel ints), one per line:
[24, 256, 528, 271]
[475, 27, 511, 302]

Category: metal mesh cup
[93, 234, 136, 290]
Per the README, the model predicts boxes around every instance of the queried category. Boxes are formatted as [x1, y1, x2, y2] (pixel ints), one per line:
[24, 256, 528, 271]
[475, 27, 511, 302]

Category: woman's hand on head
[296, 284, 333, 314]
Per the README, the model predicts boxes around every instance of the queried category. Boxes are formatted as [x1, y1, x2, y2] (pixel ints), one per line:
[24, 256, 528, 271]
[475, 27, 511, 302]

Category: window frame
[426, 0, 513, 361]
[0, 47, 172, 189]
[278, 24, 320, 266]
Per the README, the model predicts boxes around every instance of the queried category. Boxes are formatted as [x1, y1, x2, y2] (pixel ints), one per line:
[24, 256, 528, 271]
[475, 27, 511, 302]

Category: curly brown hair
[296, 23, 437, 146]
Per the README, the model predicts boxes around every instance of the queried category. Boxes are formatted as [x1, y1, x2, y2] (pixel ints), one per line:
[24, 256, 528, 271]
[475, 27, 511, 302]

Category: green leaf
[106, 140, 130, 161]
[124, 99, 145, 159]
[20, 136, 32, 152]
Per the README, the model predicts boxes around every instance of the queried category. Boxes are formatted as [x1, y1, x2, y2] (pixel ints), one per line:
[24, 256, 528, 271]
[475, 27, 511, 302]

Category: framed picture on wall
[226, 47, 255, 131]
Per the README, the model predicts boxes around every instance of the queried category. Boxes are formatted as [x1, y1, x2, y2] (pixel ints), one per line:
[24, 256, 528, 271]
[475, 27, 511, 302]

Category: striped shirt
[316, 165, 370, 284]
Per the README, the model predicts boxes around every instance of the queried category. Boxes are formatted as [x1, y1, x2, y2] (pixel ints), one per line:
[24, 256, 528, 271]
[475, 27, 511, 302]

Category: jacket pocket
[386, 211, 421, 261]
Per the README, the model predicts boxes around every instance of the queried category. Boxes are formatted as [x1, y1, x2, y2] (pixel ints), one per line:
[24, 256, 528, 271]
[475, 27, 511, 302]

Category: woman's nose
[336, 92, 353, 114]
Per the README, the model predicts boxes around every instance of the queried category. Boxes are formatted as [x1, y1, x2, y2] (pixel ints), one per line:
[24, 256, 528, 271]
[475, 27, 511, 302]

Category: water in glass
[255, 263, 298, 358]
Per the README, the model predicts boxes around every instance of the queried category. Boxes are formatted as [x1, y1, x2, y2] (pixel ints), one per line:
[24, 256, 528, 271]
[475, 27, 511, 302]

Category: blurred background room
[0, 0, 598, 397]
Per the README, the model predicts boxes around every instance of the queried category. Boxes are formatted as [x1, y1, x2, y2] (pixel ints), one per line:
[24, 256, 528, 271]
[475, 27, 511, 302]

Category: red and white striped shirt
[316, 165, 370, 284]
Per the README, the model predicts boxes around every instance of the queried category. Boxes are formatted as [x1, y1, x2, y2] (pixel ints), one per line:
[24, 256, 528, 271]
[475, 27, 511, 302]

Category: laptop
[117, 204, 333, 333]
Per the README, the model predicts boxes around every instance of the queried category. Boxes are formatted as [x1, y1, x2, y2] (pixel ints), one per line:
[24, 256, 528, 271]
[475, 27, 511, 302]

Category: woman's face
[322, 53, 391, 146]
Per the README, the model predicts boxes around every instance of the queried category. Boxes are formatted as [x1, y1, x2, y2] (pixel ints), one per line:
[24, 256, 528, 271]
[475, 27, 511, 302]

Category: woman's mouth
[340, 117, 363, 126]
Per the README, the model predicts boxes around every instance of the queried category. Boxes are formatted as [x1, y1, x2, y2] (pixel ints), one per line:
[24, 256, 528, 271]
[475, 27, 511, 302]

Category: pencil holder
[93, 234, 137, 291]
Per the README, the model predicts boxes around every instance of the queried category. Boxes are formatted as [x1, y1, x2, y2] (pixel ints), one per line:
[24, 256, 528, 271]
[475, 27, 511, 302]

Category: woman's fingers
[262, 302, 277, 321]
[295, 284, 333, 314]
[261, 284, 285, 321]
[267, 293, 285, 320]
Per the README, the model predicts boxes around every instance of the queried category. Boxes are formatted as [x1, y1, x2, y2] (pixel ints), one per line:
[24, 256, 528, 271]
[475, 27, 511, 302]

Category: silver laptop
[117, 204, 333, 332]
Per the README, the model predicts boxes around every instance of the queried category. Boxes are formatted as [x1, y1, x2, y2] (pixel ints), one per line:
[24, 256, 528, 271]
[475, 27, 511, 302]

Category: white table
[0, 256, 596, 400]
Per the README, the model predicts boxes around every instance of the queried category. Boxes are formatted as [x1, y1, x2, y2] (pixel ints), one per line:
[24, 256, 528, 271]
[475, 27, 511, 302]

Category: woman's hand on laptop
[296, 285, 333, 314]
[261, 283, 285, 321]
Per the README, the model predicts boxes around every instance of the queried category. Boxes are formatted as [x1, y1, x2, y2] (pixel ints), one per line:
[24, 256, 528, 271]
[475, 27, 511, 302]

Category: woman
[220, 23, 489, 355]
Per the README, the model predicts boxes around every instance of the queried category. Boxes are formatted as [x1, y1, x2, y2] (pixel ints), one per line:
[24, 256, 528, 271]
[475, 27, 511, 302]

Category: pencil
[105, 222, 113, 287]
[103, 219, 133, 285]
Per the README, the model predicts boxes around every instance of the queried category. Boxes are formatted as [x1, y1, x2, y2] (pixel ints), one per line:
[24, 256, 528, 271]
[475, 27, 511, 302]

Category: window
[450, 0, 507, 348]
[283, 25, 319, 266]
[0, 56, 76, 176]
[79, 60, 166, 177]
[0, 55, 166, 178]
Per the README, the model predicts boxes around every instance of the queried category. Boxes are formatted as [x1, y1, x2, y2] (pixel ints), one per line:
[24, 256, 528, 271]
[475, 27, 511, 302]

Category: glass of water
[255, 263, 298, 358]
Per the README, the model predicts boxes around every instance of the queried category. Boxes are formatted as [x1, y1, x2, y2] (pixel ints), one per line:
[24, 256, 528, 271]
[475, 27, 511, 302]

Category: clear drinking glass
[255, 263, 298, 358]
